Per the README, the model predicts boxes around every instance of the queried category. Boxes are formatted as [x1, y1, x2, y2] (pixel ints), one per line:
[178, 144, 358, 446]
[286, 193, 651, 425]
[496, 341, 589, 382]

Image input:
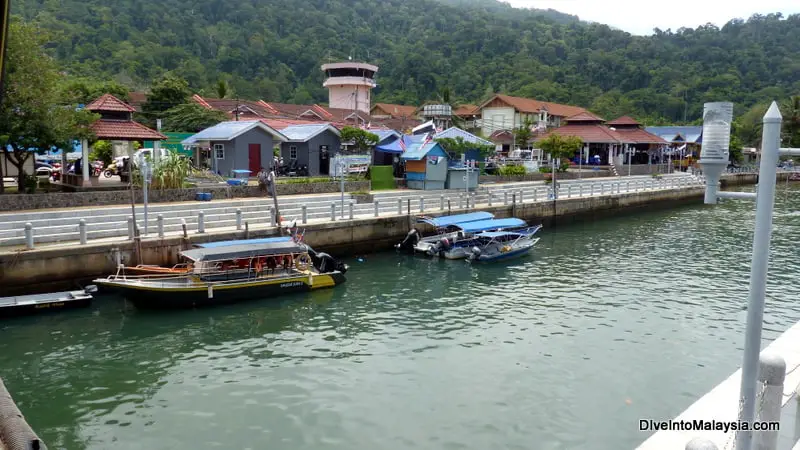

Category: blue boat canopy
[475, 231, 525, 238]
[418, 212, 494, 227]
[456, 218, 527, 233]
[195, 236, 293, 249]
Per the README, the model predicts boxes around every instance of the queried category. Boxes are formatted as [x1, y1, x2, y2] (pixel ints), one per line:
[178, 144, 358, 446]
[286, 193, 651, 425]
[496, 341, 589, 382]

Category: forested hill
[13, 0, 800, 123]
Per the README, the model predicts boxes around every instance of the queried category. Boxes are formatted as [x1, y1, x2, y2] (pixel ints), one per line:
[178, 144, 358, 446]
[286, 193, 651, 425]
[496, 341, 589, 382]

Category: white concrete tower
[321, 62, 378, 114]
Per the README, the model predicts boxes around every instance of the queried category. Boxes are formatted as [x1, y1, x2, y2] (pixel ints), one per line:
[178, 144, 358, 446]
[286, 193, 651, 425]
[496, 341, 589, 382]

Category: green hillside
[13, 0, 800, 123]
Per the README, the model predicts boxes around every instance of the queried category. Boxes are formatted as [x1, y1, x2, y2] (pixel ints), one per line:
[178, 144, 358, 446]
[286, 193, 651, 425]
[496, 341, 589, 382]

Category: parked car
[133, 148, 170, 167]
[34, 162, 53, 178]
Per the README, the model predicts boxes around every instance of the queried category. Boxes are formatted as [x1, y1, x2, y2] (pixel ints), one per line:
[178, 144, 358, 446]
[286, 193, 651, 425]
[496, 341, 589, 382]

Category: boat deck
[0, 291, 90, 308]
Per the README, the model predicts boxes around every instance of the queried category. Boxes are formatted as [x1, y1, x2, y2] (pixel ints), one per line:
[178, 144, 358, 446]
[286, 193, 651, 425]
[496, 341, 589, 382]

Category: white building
[321, 62, 378, 114]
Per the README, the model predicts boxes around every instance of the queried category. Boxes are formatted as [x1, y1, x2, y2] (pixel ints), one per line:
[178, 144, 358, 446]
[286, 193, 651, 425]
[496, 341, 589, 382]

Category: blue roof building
[400, 142, 449, 190]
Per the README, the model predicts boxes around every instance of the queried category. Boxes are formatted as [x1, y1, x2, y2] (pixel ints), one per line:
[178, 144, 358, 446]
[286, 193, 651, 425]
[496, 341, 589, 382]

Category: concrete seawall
[0, 186, 704, 295]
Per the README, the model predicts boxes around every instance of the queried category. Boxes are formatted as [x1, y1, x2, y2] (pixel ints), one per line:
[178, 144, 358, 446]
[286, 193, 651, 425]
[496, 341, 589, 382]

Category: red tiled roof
[259, 118, 337, 130]
[566, 111, 605, 122]
[489, 130, 514, 143]
[86, 94, 137, 113]
[613, 128, 668, 144]
[536, 124, 623, 144]
[481, 94, 586, 118]
[371, 103, 418, 118]
[370, 116, 421, 133]
[90, 120, 167, 140]
[607, 116, 640, 126]
[454, 104, 479, 117]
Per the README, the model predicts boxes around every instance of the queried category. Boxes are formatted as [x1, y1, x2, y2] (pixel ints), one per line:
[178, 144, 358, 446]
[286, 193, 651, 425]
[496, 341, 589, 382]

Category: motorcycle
[92, 161, 104, 177]
[278, 160, 309, 177]
[104, 161, 119, 178]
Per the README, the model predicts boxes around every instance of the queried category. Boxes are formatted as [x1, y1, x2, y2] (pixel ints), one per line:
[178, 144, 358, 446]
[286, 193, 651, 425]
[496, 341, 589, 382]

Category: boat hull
[0, 292, 92, 318]
[94, 272, 346, 309]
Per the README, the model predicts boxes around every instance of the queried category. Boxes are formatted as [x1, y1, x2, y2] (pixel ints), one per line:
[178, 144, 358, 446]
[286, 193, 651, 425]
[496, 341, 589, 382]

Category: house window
[290, 145, 297, 160]
[214, 143, 224, 159]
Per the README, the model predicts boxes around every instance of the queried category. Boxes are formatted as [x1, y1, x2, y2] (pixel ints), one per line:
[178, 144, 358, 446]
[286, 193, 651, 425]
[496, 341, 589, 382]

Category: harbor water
[2, 184, 800, 450]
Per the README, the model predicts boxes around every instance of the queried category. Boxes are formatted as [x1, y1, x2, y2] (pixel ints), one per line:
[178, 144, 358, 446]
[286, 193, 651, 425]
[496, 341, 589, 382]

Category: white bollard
[270, 207, 277, 227]
[504, 192, 509, 205]
[349, 201, 354, 220]
[198, 211, 205, 233]
[236, 209, 242, 230]
[754, 353, 786, 450]
[374, 200, 380, 217]
[488, 193, 493, 206]
[419, 196, 424, 213]
[330, 203, 336, 221]
[301, 205, 307, 224]
[397, 198, 403, 215]
[459, 194, 464, 209]
[24, 223, 33, 249]
[440, 194, 445, 211]
[127, 217, 135, 240]
[157, 214, 164, 238]
[79, 219, 87, 245]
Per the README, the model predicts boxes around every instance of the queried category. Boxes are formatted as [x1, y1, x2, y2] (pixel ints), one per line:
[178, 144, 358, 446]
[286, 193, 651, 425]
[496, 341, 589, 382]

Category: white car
[133, 148, 170, 167]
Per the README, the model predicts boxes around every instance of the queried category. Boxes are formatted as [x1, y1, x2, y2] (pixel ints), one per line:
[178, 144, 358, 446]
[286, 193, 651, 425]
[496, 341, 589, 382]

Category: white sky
[504, 0, 800, 35]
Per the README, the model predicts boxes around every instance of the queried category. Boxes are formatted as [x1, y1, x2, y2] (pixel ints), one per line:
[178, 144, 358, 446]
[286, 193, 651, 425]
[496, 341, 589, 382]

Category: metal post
[488, 193, 493, 206]
[459, 193, 464, 209]
[24, 223, 33, 249]
[374, 200, 379, 217]
[236, 209, 242, 230]
[601, 184, 605, 195]
[198, 211, 205, 233]
[244, 221, 249, 239]
[519, 190, 524, 204]
[579, 184, 584, 197]
[301, 205, 307, 225]
[407, 198, 411, 215]
[626, 181, 630, 193]
[79, 219, 87, 245]
[157, 214, 164, 238]
[504, 192, 508, 205]
[736, 102, 782, 450]
[419, 196, 424, 213]
[181, 218, 188, 238]
[349, 201, 354, 220]
[754, 353, 785, 450]
[447, 199, 451, 215]
[127, 217, 134, 240]
[397, 198, 402, 215]
[440, 194, 445, 211]
[330, 203, 336, 221]
[568, 185, 572, 198]
[339, 161, 345, 220]
[142, 160, 150, 235]
[270, 207, 277, 227]
[685, 438, 719, 450]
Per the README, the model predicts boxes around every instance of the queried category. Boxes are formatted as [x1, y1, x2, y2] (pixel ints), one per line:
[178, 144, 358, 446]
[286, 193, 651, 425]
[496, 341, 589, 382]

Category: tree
[140, 73, 191, 126]
[60, 77, 130, 105]
[0, 19, 98, 192]
[435, 136, 494, 158]
[161, 103, 228, 132]
[515, 119, 533, 149]
[537, 134, 583, 166]
[780, 96, 800, 149]
[340, 127, 378, 154]
[89, 140, 114, 166]
[216, 79, 229, 99]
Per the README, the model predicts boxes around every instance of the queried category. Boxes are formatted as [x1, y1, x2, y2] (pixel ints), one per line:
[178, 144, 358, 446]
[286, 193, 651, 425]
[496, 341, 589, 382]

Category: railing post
[601, 184, 605, 195]
[79, 219, 87, 245]
[198, 211, 205, 233]
[754, 353, 785, 450]
[568, 185, 572, 198]
[24, 223, 33, 249]
[301, 205, 308, 224]
[181, 218, 188, 238]
[419, 196, 425, 213]
[626, 181, 631, 193]
[270, 207, 277, 227]
[374, 200, 380, 217]
[504, 192, 509, 205]
[236, 209, 242, 230]
[397, 198, 403, 215]
[519, 190, 524, 204]
[488, 193, 493, 206]
[440, 194, 445, 211]
[330, 203, 336, 221]
[157, 214, 164, 238]
[685, 438, 719, 450]
[579, 184, 584, 197]
[458, 193, 464, 209]
[127, 216, 135, 240]
[349, 201, 354, 220]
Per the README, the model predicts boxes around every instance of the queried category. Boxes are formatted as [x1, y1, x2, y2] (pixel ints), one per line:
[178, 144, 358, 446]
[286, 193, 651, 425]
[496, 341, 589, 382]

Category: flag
[422, 132, 433, 147]
[398, 136, 407, 152]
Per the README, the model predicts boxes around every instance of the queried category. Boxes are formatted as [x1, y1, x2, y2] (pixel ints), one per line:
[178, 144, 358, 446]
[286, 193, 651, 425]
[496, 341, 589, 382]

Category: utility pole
[0, 0, 10, 109]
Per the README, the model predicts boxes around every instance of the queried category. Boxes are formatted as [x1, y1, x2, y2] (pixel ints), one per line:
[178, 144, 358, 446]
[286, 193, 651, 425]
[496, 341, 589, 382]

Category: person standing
[257, 167, 268, 194]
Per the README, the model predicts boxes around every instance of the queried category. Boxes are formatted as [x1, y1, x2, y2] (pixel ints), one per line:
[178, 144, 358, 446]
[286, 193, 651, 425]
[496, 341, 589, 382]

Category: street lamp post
[141, 160, 152, 235]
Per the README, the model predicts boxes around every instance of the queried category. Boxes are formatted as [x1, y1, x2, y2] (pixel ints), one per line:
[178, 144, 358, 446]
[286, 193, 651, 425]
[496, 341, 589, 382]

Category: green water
[3, 185, 800, 450]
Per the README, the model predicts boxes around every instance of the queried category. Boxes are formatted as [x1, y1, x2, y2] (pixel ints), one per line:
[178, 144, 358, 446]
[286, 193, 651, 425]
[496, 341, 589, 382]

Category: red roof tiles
[566, 111, 605, 123]
[86, 94, 137, 113]
[613, 128, 667, 144]
[90, 120, 167, 140]
[607, 116, 640, 127]
[454, 104, 479, 117]
[371, 103, 418, 118]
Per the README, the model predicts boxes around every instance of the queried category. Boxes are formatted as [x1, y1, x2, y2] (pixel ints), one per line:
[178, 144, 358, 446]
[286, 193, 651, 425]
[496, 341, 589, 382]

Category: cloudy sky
[504, 0, 800, 35]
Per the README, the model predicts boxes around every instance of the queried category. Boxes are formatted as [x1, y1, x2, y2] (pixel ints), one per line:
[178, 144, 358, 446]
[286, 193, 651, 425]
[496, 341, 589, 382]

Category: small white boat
[466, 228, 542, 262]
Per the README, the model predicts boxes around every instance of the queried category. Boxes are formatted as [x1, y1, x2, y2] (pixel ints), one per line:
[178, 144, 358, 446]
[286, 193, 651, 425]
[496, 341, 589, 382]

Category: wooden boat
[0, 285, 97, 318]
[93, 240, 347, 309]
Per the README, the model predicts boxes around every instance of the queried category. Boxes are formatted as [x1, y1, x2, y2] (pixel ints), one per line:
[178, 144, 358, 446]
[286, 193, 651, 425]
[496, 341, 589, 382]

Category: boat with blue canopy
[415, 211, 494, 228]
[467, 226, 542, 262]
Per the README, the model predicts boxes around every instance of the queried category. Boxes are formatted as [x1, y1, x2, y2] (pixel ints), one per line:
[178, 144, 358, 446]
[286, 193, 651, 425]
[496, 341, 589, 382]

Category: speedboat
[395, 212, 494, 255]
[0, 285, 97, 318]
[466, 226, 542, 262]
[93, 239, 347, 309]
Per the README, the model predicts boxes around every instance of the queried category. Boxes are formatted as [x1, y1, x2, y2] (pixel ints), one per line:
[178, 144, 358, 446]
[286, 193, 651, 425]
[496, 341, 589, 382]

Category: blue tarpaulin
[456, 218, 527, 233]
[195, 237, 292, 248]
[418, 212, 495, 228]
[375, 135, 416, 154]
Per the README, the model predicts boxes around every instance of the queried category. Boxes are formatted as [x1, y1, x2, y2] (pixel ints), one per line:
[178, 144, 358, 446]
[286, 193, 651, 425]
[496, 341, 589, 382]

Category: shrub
[498, 164, 527, 176]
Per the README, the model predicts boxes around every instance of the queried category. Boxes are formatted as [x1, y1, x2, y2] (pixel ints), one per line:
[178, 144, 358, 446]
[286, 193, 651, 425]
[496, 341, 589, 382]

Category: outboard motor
[395, 229, 420, 252]
[308, 249, 348, 274]
[468, 246, 482, 261]
[427, 237, 451, 257]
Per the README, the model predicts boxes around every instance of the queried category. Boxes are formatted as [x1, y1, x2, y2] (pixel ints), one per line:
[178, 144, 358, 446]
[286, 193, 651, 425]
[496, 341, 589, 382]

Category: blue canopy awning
[418, 212, 494, 228]
[194, 237, 293, 249]
[457, 218, 527, 233]
[376, 135, 415, 154]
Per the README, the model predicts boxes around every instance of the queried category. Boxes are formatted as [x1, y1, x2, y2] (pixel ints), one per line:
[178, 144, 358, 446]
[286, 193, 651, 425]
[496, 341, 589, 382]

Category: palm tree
[781, 96, 800, 148]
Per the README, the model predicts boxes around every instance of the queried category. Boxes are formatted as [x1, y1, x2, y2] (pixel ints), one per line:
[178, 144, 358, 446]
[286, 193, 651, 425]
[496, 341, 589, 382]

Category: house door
[248, 144, 261, 174]
[319, 145, 330, 175]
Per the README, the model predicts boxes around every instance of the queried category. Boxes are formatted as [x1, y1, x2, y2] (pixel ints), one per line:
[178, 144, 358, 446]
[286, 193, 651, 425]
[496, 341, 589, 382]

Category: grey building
[181, 121, 287, 177]
[279, 124, 341, 176]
